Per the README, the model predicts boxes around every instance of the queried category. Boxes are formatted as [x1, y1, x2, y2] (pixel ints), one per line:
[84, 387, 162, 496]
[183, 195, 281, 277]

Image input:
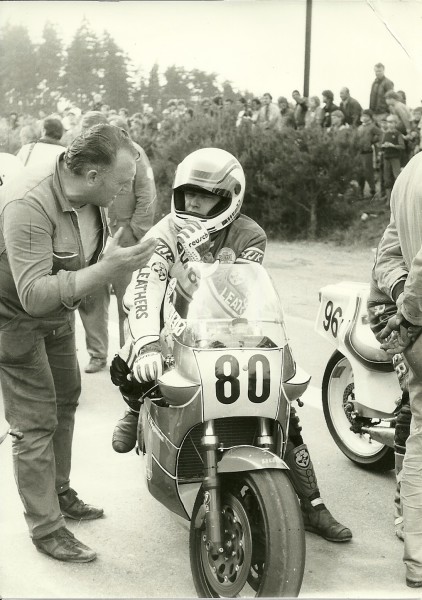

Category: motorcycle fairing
[193, 347, 283, 421]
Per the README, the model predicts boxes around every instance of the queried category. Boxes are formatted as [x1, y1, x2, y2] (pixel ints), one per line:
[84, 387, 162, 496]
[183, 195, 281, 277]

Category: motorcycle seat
[344, 294, 394, 373]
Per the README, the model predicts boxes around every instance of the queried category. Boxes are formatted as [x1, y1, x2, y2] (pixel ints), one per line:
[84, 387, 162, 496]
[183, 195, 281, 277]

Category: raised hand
[177, 219, 210, 262]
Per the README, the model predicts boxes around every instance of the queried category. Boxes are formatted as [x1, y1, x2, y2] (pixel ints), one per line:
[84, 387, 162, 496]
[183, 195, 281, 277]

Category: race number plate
[193, 348, 283, 421]
[315, 282, 369, 344]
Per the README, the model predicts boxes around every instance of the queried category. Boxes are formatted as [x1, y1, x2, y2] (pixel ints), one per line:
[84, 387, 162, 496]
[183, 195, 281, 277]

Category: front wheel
[189, 470, 305, 598]
[322, 350, 394, 472]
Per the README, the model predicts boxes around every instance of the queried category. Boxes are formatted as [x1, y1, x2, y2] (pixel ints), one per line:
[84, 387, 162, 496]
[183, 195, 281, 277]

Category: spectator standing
[369, 62, 394, 124]
[385, 90, 413, 165]
[0, 124, 156, 562]
[276, 97, 296, 130]
[250, 97, 262, 125]
[356, 109, 381, 199]
[5, 112, 22, 154]
[17, 117, 65, 167]
[61, 108, 81, 146]
[381, 114, 405, 205]
[385, 91, 412, 136]
[339, 87, 362, 127]
[257, 92, 280, 130]
[199, 97, 213, 119]
[291, 90, 308, 129]
[107, 116, 157, 347]
[320, 90, 339, 128]
[305, 96, 323, 128]
[397, 90, 407, 105]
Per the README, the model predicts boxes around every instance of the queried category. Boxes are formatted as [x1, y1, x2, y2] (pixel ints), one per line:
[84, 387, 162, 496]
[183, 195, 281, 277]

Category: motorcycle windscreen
[162, 262, 286, 419]
[162, 262, 288, 351]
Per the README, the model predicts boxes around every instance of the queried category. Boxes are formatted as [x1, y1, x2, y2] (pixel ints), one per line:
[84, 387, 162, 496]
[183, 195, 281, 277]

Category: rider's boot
[112, 409, 139, 453]
[285, 442, 352, 543]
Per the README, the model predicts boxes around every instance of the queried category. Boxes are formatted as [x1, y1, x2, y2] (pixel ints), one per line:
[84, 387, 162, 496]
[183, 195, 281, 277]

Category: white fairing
[316, 281, 400, 415]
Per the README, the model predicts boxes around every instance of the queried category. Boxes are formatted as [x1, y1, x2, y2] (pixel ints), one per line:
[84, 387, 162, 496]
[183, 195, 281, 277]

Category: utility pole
[304, 0, 312, 98]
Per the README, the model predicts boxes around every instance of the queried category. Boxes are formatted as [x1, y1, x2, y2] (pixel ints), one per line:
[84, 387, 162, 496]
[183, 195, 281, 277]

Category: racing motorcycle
[136, 261, 308, 598]
[315, 280, 400, 472]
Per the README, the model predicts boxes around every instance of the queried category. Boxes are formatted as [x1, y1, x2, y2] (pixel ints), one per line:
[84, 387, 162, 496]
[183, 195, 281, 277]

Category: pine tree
[100, 31, 132, 111]
[36, 21, 65, 113]
[146, 63, 161, 110]
[162, 65, 190, 105]
[62, 18, 102, 108]
[0, 24, 38, 112]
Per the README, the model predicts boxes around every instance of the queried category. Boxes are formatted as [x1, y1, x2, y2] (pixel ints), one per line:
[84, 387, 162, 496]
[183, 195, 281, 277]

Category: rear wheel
[322, 350, 394, 471]
[190, 470, 305, 597]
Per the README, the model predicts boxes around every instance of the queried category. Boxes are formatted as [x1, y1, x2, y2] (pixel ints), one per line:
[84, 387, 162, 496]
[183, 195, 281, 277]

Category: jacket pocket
[52, 249, 81, 274]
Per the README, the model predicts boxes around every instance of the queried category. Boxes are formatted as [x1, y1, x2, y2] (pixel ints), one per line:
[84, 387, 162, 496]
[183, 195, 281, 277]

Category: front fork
[196, 417, 274, 553]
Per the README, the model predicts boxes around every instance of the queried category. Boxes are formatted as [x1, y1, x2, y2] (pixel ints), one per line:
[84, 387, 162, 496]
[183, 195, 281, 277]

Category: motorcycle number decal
[195, 349, 282, 419]
[215, 354, 271, 405]
[322, 301, 343, 338]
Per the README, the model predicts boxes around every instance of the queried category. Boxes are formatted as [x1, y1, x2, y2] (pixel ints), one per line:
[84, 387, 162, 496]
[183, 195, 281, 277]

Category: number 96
[323, 301, 342, 338]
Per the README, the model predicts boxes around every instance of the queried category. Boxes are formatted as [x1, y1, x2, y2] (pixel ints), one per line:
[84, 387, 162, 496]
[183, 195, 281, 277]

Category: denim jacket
[0, 153, 108, 332]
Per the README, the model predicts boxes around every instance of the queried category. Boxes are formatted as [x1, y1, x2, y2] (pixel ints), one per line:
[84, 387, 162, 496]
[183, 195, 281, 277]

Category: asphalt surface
[0, 269, 416, 599]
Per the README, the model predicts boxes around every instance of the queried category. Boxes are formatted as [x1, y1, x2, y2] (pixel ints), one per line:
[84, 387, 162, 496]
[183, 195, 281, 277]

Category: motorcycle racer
[110, 147, 352, 543]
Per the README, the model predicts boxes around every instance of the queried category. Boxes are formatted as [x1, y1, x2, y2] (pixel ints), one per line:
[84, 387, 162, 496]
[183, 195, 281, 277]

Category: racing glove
[133, 341, 164, 383]
[110, 354, 147, 409]
[177, 219, 210, 262]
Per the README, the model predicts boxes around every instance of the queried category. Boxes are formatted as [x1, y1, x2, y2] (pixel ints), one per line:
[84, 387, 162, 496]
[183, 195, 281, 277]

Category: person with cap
[0, 124, 157, 562]
[109, 147, 353, 544]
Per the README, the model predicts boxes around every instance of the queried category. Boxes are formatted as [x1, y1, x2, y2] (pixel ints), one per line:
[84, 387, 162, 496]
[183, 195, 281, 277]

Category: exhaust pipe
[360, 425, 394, 448]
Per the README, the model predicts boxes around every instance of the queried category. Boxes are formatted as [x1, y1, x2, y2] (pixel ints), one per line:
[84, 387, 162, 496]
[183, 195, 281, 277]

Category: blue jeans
[0, 315, 81, 539]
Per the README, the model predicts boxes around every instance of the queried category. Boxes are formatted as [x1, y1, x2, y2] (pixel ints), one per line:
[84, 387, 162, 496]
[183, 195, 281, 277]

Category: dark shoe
[59, 488, 104, 520]
[406, 578, 422, 588]
[84, 358, 107, 374]
[301, 500, 352, 542]
[112, 410, 138, 453]
[33, 526, 96, 562]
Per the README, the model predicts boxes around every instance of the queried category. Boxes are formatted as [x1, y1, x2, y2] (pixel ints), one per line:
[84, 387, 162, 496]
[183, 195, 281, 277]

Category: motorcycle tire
[322, 350, 394, 472]
[189, 470, 305, 598]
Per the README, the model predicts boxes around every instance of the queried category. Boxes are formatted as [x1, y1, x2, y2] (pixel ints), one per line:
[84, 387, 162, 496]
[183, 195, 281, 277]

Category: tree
[162, 65, 190, 105]
[62, 18, 102, 108]
[99, 31, 132, 110]
[186, 68, 220, 101]
[35, 21, 65, 113]
[146, 63, 161, 110]
[0, 24, 38, 113]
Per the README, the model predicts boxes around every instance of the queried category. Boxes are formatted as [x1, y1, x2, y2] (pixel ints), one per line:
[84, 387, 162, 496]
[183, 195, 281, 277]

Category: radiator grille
[177, 417, 261, 481]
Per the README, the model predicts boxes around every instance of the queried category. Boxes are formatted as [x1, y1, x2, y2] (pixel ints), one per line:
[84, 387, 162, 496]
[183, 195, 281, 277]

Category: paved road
[0, 293, 413, 599]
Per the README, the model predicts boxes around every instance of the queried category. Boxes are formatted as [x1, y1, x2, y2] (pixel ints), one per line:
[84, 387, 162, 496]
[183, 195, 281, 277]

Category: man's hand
[103, 228, 157, 277]
[133, 342, 163, 383]
[379, 310, 422, 356]
[177, 219, 210, 262]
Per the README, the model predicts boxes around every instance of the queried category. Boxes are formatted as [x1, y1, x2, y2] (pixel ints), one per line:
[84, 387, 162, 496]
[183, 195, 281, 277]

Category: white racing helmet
[0, 153, 24, 187]
[171, 148, 245, 233]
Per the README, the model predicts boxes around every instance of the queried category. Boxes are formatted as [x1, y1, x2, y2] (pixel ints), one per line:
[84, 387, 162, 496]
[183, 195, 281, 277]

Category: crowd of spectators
[1, 63, 421, 205]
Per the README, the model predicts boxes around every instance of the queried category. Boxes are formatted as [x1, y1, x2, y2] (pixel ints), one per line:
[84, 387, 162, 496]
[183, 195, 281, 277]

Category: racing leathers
[110, 211, 352, 542]
[118, 212, 266, 380]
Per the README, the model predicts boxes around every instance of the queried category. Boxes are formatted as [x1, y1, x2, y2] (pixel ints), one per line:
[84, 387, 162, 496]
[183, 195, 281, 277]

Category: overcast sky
[1, 0, 422, 107]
